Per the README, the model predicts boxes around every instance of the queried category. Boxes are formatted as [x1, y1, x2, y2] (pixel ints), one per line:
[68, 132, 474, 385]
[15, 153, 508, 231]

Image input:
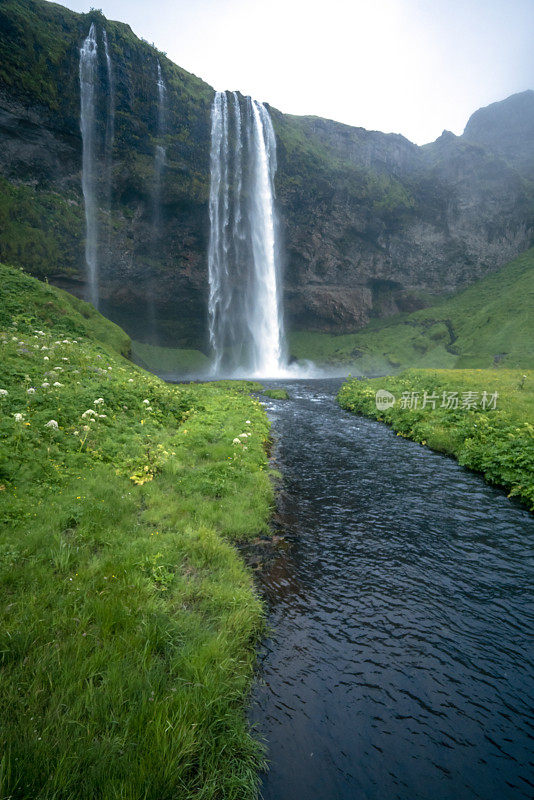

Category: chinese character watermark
[375, 389, 498, 411]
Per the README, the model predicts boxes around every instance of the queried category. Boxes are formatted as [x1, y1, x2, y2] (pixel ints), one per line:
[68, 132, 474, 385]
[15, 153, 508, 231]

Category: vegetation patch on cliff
[0, 263, 272, 799]
[338, 368, 534, 510]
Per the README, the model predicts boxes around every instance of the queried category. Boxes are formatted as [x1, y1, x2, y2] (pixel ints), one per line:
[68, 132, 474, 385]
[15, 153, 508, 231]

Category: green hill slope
[0, 263, 272, 798]
[290, 246, 534, 373]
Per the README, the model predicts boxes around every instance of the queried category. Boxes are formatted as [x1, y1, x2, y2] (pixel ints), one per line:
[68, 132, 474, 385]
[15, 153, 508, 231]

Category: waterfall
[79, 23, 99, 308]
[208, 91, 286, 377]
[153, 61, 167, 232]
[102, 30, 115, 214]
[147, 61, 167, 340]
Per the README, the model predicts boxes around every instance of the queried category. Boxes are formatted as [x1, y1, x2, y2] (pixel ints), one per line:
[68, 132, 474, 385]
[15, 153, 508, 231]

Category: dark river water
[249, 379, 534, 800]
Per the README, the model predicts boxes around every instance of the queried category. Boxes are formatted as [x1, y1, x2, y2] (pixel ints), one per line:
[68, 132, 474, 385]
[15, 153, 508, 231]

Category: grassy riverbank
[338, 369, 534, 510]
[0, 264, 273, 799]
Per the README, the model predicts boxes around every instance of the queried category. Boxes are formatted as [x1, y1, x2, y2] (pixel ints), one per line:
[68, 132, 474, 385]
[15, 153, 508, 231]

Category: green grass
[131, 340, 210, 377]
[0, 264, 274, 799]
[289, 247, 534, 372]
[338, 368, 534, 509]
[262, 389, 289, 401]
[0, 176, 83, 278]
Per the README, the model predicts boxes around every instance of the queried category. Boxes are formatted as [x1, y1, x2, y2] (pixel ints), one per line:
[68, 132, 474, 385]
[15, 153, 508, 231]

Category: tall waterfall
[153, 61, 167, 232]
[147, 61, 167, 339]
[79, 24, 99, 308]
[208, 91, 286, 377]
[102, 30, 115, 214]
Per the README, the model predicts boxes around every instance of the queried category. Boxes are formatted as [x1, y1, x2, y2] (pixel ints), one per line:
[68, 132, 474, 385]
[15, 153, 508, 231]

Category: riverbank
[0, 264, 272, 799]
[338, 369, 534, 510]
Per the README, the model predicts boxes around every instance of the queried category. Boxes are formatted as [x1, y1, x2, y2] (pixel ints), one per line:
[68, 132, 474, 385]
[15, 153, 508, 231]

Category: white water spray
[208, 91, 286, 377]
[79, 23, 99, 308]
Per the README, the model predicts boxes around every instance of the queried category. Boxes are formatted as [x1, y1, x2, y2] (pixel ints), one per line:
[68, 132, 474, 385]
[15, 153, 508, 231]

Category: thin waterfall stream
[102, 29, 115, 219]
[79, 24, 99, 308]
[153, 61, 167, 235]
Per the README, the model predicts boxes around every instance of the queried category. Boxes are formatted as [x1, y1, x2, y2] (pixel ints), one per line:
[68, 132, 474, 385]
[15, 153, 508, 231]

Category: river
[249, 379, 534, 800]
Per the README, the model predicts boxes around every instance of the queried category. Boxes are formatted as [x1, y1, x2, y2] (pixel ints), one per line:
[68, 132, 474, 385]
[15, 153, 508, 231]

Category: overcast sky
[53, 0, 533, 144]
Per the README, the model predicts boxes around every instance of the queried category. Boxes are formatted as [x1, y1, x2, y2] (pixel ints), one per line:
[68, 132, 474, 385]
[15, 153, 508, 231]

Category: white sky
[52, 0, 533, 144]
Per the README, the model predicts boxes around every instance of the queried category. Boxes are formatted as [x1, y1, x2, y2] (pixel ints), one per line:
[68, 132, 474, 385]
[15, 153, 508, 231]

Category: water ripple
[250, 379, 534, 800]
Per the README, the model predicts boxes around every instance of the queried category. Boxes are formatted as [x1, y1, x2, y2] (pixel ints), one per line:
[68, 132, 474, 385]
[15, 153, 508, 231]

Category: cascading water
[102, 30, 115, 215]
[153, 61, 167, 233]
[79, 23, 99, 308]
[147, 61, 167, 339]
[208, 91, 286, 377]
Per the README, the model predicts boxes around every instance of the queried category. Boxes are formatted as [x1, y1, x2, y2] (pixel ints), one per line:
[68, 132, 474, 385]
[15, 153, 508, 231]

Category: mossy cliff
[0, 0, 533, 351]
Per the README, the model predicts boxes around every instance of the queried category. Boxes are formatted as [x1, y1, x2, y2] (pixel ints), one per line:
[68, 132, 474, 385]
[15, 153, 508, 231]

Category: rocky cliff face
[0, 0, 532, 347]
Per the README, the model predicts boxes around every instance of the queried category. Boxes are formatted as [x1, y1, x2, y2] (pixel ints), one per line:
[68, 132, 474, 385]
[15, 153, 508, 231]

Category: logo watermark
[375, 389, 396, 411]
[375, 389, 498, 411]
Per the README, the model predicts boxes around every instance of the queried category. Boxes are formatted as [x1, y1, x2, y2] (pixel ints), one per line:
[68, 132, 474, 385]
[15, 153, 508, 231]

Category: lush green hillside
[290, 247, 534, 372]
[338, 369, 534, 510]
[0, 264, 273, 799]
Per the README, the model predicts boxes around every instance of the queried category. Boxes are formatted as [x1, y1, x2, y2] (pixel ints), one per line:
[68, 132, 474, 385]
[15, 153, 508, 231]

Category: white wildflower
[53, 382, 63, 387]
[82, 425, 90, 431]
[142, 399, 150, 405]
[62, 357, 68, 362]
[232, 437, 241, 445]
[45, 420, 58, 429]
[245, 420, 251, 424]
[73, 430, 79, 435]
[41, 345, 48, 351]
[98, 414, 107, 419]
[81, 409, 97, 419]
[27, 387, 36, 394]
[14, 413, 24, 422]
[41, 382, 50, 388]
[94, 398, 104, 405]
[43, 356, 49, 361]
[128, 378, 134, 383]
[0, 389, 8, 396]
